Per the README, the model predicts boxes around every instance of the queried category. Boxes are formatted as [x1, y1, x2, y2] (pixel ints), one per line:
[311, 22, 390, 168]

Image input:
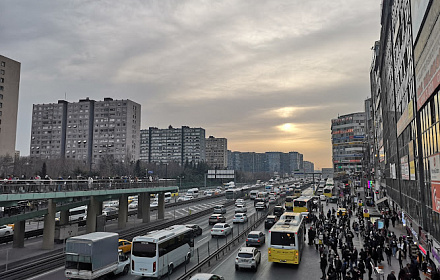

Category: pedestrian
[321, 254, 328, 279]
[391, 215, 396, 227]
[385, 245, 392, 266]
[335, 255, 342, 280]
[387, 270, 397, 280]
[397, 249, 403, 269]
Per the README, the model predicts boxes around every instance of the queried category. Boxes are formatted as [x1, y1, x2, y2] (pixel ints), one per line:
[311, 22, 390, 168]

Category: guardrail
[0, 199, 236, 280]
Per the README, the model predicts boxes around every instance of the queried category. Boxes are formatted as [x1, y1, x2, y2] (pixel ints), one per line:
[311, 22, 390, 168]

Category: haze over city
[1, 0, 381, 169]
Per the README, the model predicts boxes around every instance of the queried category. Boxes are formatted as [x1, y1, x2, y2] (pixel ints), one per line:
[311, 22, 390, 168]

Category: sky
[1, 0, 381, 170]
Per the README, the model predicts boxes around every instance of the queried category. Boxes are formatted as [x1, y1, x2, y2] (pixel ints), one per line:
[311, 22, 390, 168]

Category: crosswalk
[164, 199, 227, 218]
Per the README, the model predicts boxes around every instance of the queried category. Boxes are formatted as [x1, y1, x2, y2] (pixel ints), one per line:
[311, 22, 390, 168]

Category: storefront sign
[429, 153, 440, 214]
[397, 100, 414, 136]
[410, 161, 416, 180]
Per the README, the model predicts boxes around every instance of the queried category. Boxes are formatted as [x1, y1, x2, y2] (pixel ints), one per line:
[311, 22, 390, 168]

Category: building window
[0, 78, 3, 83]
[0, 61, 5, 67]
[0, 103, 2, 108]
[0, 94, 2, 99]
[0, 70, 4, 75]
[0, 86, 3, 91]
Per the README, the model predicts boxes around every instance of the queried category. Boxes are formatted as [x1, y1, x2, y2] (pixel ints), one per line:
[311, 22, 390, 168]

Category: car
[189, 273, 224, 280]
[178, 195, 194, 202]
[269, 197, 277, 204]
[264, 215, 278, 229]
[150, 200, 158, 207]
[235, 247, 261, 271]
[209, 214, 226, 225]
[128, 201, 138, 209]
[102, 207, 118, 216]
[186, 224, 203, 237]
[235, 199, 246, 206]
[118, 239, 132, 254]
[328, 196, 339, 203]
[273, 205, 285, 217]
[246, 231, 266, 246]
[0, 225, 13, 236]
[213, 205, 226, 214]
[211, 223, 232, 237]
[337, 208, 347, 216]
[235, 204, 247, 213]
[206, 191, 214, 196]
[233, 213, 248, 223]
[255, 202, 267, 211]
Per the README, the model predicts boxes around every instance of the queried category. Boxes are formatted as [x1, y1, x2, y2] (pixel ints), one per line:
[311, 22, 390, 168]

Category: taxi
[336, 208, 347, 216]
[118, 239, 132, 254]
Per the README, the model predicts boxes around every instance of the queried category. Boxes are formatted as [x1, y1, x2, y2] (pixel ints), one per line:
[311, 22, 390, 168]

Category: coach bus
[131, 225, 194, 278]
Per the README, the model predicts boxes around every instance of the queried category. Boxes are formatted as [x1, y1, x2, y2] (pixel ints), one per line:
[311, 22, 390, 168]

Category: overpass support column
[86, 196, 100, 233]
[118, 194, 128, 229]
[141, 193, 150, 223]
[13, 220, 25, 248]
[158, 193, 165, 220]
[137, 194, 143, 219]
[59, 210, 69, 225]
[42, 199, 56, 250]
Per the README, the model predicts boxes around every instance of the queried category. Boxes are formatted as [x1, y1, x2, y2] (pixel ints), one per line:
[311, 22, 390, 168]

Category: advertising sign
[416, 3, 440, 111]
[401, 156, 409, 180]
[429, 153, 440, 214]
[390, 163, 397, 179]
[411, 0, 431, 40]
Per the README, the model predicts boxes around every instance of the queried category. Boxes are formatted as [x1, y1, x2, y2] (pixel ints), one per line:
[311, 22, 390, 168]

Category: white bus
[55, 205, 87, 222]
[186, 188, 199, 198]
[131, 225, 194, 278]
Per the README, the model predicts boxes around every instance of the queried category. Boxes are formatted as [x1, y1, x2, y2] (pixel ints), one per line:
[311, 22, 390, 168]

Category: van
[164, 192, 172, 203]
[187, 188, 199, 198]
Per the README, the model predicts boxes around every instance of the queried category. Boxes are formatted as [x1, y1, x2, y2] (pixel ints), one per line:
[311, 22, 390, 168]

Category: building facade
[0, 55, 20, 157]
[140, 126, 205, 165]
[205, 136, 227, 168]
[331, 112, 366, 176]
[30, 98, 140, 166]
[304, 161, 315, 174]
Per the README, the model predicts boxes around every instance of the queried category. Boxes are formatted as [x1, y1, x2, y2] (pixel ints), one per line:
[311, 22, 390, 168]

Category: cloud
[1, 0, 381, 169]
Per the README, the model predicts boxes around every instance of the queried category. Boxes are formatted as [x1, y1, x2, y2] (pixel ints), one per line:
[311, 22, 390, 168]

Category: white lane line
[175, 210, 186, 215]
[27, 266, 64, 280]
[197, 236, 208, 243]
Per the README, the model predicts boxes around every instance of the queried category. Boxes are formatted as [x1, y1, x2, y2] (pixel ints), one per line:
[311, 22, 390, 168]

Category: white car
[211, 223, 232, 237]
[128, 201, 138, 209]
[320, 194, 326, 201]
[233, 213, 248, 223]
[177, 195, 194, 202]
[235, 199, 246, 206]
[235, 247, 261, 271]
[235, 204, 247, 213]
[0, 225, 13, 236]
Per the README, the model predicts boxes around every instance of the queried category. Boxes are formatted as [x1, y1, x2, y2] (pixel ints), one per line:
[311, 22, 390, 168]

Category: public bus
[293, 197, 313, 213]
[55, 205, 87, 222]
[293, 188, 302, 198]
[285, 196, 294, 211]
[268, 215, 305, 264]
[323, 186, 335, 198]
[131, 225, 194, 278]
[226, 189, 243, 200]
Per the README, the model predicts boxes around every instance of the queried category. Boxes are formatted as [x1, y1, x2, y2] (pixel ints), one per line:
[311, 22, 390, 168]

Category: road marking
[27, 266, 64, 280]
[197, 236, 208, 243]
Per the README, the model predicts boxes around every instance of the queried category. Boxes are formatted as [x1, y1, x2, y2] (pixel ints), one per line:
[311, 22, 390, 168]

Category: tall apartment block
[30, 98, 140, 166]
[205, 136, 227, 168]
[331, 112, 365, 175]
[139, 126, 205, 165]
[0, 55, 20, 157]
[303, 161, 314, 174]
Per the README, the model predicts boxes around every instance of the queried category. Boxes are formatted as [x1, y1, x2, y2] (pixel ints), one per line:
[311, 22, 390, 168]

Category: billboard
[429, 153, 440, 214]
[207, 169, 235, 179]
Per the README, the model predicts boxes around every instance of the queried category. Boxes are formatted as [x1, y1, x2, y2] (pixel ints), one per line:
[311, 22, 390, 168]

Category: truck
[64, 232, 130, 280]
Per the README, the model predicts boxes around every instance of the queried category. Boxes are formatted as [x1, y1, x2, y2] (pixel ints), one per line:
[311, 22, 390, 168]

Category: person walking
[397, 249, 404, 269]
[387, 270, 397, 280]
[321, 254, 328, 279]
[385, 245, 392, 266]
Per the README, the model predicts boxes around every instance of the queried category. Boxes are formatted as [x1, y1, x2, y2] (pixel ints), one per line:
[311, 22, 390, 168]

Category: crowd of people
[306, 190, 440, 280]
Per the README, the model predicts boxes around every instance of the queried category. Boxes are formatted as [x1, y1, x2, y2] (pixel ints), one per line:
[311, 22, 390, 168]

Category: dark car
[273, 205, 285, 217]
[264, 215, 278, 229]
[186, 224, 203, 237]
[209, 214, 226, 225]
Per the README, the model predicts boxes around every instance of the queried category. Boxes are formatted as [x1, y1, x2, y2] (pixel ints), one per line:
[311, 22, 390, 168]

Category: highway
[27, 186, 327, 280]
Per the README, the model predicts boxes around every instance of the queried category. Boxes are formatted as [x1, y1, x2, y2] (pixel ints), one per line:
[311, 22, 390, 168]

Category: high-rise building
[331, 112, 365, 175]
[0, 55, 20, 157]
[30, 98, 141, 166]
[139, 126, 205, 165]
[205, 136, 227, 168]
[304, 161, 314, 174]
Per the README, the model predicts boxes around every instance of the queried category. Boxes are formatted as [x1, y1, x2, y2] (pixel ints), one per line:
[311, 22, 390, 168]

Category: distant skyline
[1, 0, 380, 169]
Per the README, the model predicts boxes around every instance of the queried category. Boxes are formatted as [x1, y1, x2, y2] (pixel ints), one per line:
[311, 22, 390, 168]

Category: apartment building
[205, 136, 227, 168]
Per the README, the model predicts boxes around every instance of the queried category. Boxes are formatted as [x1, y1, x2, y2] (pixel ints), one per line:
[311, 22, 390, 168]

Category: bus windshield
[285, 197, 293, 202]
[271, 232, 296, 246]
[132, 241, 156, 258]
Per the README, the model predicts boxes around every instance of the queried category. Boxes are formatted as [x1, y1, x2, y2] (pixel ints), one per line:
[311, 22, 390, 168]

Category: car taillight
[246, 239, 248, 241]
[221, 230, 224, 232]
[132, 260, 134, 270]
[153, 261, 156, 272]
[258, 240, 260, 242]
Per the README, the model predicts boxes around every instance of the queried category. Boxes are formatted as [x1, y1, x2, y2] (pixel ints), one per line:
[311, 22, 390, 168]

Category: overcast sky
[1, 0, 381, 169]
